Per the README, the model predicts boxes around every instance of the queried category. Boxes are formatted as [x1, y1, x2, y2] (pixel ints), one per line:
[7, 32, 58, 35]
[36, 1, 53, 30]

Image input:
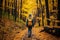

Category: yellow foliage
[22, 0, 37, 17]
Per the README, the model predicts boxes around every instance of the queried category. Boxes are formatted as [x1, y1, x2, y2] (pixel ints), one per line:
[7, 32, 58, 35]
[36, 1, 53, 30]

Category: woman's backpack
[28, 18, 32, 26]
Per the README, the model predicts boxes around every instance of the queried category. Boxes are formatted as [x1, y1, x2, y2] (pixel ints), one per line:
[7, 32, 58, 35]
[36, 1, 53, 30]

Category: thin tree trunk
[58, 0, 60, 20]
[20, 0, 22, 19]
[14, 0, 17, 22]
[45, 0, 49, 18]
[0, 8, 2, 19]
[39, 0, 44, 26]
[57, 0, 60, 26]
[0, 0, 3, 19]
[45, 0, 50, 25]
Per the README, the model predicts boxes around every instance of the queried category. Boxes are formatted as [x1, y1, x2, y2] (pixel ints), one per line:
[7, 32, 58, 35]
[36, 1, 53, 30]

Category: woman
[26, 14, 34, 38]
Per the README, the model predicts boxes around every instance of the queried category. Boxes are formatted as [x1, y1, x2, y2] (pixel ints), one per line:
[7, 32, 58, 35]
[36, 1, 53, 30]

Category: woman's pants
[28, 27, 32, 38]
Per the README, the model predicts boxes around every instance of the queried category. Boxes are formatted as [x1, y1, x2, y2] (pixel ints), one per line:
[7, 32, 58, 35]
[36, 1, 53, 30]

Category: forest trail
[13, 27, 60, 40]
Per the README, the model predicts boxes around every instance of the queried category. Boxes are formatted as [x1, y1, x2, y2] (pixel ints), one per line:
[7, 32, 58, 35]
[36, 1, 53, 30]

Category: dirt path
[32, 27, 60, 40]
[14, 28, 27, 40]
[13, 27, 60, 40]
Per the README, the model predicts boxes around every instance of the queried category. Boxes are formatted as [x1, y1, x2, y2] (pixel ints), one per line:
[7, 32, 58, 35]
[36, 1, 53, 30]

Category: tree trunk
[58, 0, 60, 20]
[57, 0, 60, 26]
[14, 0, 17, 22]
[0, 0, 3, 19]
[45, 0, 50, 25]
[20, 0, 22, 19]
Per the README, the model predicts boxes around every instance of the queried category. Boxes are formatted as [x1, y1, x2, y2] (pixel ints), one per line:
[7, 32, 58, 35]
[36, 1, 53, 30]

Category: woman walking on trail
[26, 14, 35, 38]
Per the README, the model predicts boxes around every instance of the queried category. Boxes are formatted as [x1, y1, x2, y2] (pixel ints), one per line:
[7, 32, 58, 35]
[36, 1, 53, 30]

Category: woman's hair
[28, 14, 33, 19]
[29, 14, 32, 17]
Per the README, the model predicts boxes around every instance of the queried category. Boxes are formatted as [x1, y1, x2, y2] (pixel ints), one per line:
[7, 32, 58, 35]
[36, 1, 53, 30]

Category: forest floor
[14, 27, 60, 40]
[0, 18, 60, 40]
